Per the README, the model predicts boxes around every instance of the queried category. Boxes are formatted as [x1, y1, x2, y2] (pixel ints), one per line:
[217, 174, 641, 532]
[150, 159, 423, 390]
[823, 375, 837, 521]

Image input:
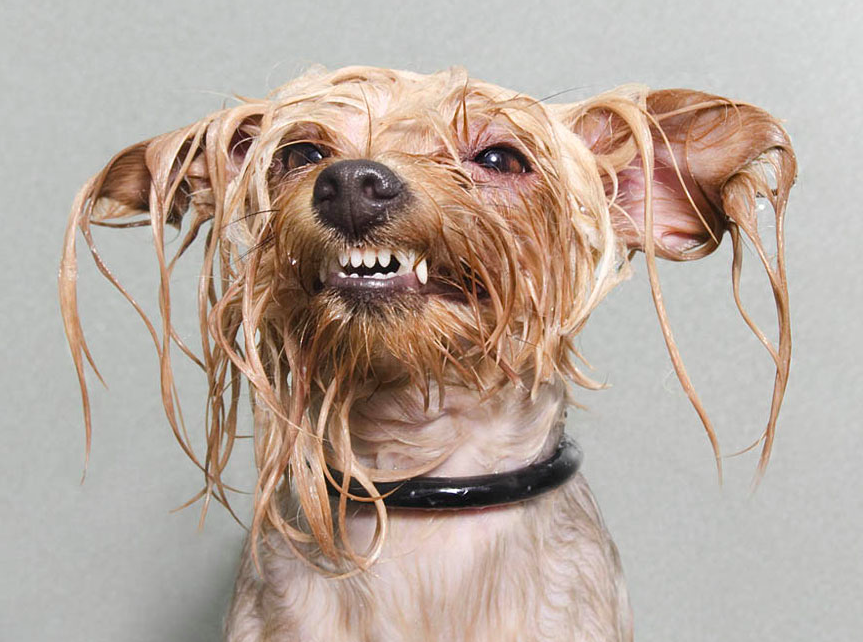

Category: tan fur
[60, 66, 796, 640]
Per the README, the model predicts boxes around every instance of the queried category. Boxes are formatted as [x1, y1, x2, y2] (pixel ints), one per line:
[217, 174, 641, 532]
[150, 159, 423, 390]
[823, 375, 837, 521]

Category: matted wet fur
[60, 66, 795, 641]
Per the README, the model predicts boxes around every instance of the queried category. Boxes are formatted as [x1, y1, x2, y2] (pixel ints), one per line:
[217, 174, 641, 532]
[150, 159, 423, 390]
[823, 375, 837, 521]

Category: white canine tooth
[378, 248, 391, 268]
[349, 273, 359, 278]
[363, 248, 376, 268]
[350, 248, 362, 268]
[338, 251, 349, 267]
[416, 258, 428, 285]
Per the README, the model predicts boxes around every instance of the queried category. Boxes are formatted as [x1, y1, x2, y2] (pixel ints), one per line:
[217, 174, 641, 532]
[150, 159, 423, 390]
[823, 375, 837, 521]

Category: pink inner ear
[614, 157, 719, 258]
[229, 129, 253, 167]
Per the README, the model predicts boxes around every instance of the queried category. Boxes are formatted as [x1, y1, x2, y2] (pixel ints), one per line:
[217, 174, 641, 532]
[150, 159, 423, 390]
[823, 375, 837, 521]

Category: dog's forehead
[266, 67, 550, 150]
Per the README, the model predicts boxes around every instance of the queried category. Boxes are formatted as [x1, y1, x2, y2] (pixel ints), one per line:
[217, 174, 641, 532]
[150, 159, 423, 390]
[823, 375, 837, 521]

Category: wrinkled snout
[312, 160, 407, 242]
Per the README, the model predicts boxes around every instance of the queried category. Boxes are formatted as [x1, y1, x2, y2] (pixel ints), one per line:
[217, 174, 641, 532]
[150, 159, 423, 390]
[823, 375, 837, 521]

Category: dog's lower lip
[324, 271, 421, 292]
[318, 273, 481, 301]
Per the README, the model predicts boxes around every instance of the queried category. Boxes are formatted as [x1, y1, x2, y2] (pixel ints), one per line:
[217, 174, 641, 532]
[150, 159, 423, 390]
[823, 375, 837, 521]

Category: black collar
[326, 434, 582, 510]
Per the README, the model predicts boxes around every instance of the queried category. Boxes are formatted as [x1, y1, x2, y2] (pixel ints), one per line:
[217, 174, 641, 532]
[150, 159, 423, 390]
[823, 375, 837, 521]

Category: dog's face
[213, 67, 619, 393]
[61, 66, 794, 561]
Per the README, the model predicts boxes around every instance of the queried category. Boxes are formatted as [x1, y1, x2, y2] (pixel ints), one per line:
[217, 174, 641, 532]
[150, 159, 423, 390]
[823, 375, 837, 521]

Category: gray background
[2, 0, 860, 640]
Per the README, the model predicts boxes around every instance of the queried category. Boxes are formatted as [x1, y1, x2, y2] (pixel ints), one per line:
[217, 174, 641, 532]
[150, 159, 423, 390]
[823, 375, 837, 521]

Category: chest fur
[226, 474, 632, 642]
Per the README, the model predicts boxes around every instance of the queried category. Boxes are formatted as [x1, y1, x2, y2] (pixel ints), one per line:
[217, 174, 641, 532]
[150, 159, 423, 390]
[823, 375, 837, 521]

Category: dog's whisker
[529, 85, 596, 106]
[222, 208, 279, 229]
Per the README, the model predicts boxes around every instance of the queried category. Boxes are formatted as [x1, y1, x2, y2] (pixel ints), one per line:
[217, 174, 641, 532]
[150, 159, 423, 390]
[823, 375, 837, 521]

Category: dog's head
[61, 66, 795, 563]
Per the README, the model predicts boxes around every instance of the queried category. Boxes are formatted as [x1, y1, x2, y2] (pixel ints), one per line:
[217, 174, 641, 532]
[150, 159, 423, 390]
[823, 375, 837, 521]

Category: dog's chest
[230, 476, 632, 642]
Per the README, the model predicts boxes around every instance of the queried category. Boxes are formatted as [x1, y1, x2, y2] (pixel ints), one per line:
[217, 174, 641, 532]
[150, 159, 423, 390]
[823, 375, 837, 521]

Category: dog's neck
[345, 379, 567, 479]
[237, 379, 631, 641]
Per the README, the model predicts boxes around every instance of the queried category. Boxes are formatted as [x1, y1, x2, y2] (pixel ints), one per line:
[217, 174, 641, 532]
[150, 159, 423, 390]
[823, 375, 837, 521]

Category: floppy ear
[75, 115, 262, 227]
[90, 141, 152, 213]
[566, 87, 795, 260]
[559, 87, 797, 478]
[59, 111, 262, 473]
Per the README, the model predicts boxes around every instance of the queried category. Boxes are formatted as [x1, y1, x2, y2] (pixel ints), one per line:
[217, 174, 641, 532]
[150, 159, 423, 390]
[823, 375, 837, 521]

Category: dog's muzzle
[313, 160, 407, 242]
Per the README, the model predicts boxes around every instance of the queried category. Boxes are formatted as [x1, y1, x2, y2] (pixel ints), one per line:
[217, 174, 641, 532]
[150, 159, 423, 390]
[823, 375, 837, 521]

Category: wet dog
[60, 66, 795, 641]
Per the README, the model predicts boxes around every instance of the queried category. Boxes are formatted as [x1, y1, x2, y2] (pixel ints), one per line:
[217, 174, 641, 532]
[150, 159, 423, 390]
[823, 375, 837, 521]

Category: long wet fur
[60, 66, 795, 641]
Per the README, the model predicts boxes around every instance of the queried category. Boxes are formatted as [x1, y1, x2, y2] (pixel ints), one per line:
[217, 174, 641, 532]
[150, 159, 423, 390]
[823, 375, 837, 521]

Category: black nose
[312, 160, 406, 240]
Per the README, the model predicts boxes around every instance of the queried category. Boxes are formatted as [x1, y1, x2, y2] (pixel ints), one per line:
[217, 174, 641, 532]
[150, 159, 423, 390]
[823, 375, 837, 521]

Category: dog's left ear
[557, 88, 796, 476]
[559, 87, 795, 261]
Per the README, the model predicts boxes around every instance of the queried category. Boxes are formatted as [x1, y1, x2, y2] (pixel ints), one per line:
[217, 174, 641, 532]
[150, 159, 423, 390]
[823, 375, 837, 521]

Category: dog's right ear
[92, 140, 152, 214]
[80, 115, 261, 228]
[60, 113, 262, 471]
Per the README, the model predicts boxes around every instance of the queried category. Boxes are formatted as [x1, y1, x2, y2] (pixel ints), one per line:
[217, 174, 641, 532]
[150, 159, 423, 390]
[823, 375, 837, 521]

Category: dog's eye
[473, 146, 530, 174]
[282, 143, 328, 171]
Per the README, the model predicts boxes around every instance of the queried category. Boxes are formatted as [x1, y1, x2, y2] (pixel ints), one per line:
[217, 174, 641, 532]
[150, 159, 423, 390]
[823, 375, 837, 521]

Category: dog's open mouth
[314, 245, 487, 300]
[318, 246, 425, 293]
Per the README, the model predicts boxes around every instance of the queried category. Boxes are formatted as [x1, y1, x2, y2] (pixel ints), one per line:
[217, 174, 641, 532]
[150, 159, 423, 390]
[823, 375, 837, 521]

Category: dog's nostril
[361, 176, 378, 200]
[312, 160, 406, 241]
[362, 172, 401, 200]
[314, 176, 338, 202]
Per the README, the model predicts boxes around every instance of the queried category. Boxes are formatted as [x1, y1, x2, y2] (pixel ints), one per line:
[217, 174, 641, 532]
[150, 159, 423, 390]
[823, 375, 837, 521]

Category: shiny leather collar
[326, 434, 582, 510]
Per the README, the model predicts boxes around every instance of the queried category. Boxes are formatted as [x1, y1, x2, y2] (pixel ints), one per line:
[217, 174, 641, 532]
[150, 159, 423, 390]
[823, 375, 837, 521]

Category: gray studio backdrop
[2, 1, 860, 640]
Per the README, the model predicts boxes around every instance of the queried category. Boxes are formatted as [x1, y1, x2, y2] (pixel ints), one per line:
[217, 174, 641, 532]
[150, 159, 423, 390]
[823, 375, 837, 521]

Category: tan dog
[60, 66, 795, 641]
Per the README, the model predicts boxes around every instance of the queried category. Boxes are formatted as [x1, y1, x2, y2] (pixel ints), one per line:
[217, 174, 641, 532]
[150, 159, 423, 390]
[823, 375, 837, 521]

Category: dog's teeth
[416, 258, 428, 285]
[399, 250, 417, 276]
[395, 252, 410, 275]
[323, 248, 427, 284]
